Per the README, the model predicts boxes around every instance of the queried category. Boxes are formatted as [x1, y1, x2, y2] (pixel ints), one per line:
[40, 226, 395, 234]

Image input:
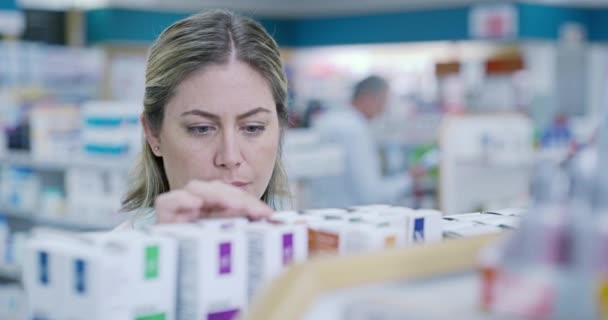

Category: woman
[116, 9, 290, 229]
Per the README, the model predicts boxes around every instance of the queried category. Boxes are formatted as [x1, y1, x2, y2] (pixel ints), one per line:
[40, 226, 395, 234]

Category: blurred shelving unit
[0, 151, 132, 173]
[0, 206, 116, 231]
[0, 265, 21, 282]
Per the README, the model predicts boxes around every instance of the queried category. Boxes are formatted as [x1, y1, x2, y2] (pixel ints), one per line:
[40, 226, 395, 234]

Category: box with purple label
[152, 219, 247, 320]
[246, 222, 308, 299]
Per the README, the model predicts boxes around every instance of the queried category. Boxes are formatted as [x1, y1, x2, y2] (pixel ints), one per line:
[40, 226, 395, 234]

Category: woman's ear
[141, 114, 162, 157]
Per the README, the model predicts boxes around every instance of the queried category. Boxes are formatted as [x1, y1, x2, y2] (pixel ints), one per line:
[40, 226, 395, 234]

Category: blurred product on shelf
[440, 114, 533, 214]
[0, 217, 8, 265]
[435, 61, 465, 113]
[65, 168, 126, 224]
[477, 114, 608, 319]
[0, 166, 40, 212]
[0, 41, 104, 101]
[0, 284, 26, 320]
[29, 104, 80, 161]
[81, 101, 142, 159]
[475, 51, 526, 112]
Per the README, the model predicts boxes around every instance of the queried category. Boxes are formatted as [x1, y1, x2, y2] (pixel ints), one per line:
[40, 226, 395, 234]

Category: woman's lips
[228, 181, 251, 189]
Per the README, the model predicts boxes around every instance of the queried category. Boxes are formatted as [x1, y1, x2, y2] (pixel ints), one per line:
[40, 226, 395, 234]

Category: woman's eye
[188, 126, 215, 135]
[243, 125, 266, 135]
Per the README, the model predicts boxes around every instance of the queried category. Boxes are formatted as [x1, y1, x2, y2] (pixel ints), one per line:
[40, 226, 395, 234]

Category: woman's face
[144, 59, 281, 199]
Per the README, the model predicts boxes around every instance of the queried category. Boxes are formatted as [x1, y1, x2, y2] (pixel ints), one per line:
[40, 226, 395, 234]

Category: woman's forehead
[167, 61, 276, 117]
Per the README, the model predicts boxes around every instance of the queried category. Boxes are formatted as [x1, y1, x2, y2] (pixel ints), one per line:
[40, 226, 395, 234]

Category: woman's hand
[154, 180, 272, 224]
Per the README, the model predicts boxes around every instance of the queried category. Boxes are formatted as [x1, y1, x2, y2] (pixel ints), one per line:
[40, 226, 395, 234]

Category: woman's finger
[185, 180, 272, 218]
[154, 190, 204, 224]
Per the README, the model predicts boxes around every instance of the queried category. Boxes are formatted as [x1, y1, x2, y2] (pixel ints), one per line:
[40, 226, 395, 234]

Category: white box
[246, 222, 308, 299]
[151, 219, 247, 320]
[407, 210, 443, 245]
[443, 212, 483, 222]
[269, 213, 323, 226]
[342, 220, 406, 254]
[347, 204, 392, 212]
[76, 231, 178, 320]
[23, 237, 71, 320]
[441, 220, 477, 231]
[308, 220, 349, 255]
[484, 208, 526, 216]
[24, 231, 178, 320]
[304, 208, 348, 218]
[443, 224, 502, 238]
[60, 236, 131, 320]
[473, 215, 520, 229]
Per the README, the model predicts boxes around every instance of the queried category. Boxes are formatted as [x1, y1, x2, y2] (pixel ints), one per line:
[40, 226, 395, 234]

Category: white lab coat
[309, 107, 411, 208]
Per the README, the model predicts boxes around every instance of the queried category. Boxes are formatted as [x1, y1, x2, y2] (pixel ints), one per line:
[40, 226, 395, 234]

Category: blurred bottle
[552, 149, 596, 320]
[490, 161, 569, 319]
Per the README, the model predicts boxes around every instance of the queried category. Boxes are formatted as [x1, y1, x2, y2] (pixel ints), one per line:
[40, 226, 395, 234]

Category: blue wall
[287, 7, 469, 46]
[589, 10, 608, 41]
[85, 7, 470, 46]
[86, 9, 190, 44]
[0, 0, 18, 10]
[85, 3, 608, 46]
[517, 3, 590, 40]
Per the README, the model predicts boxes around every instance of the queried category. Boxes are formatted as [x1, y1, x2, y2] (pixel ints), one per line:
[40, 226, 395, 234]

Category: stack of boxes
[442, 209, 523, 238]
[22, 206, 517, 319]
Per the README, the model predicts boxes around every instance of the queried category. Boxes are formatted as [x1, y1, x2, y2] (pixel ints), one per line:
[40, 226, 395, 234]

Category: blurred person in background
[310, 75, 412, 208]
[301, 99, 326, 128]
[116, 10, 291, 229]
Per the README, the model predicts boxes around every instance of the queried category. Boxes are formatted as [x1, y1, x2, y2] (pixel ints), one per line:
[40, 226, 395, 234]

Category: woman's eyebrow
[236, 107, 271, 121]
[180, 109, 220, 121]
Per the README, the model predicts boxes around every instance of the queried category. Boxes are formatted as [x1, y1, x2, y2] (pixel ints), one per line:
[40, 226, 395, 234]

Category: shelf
[0, 265, 21, 281]
[0, 151, 132, 172]
[453, 157, 532, 169]
[0, 206, 117, 231]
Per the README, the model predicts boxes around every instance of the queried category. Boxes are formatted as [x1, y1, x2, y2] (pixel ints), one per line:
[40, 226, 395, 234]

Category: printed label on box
[145, 245, 160, 280]
[282, 233, 294, 265]
[310, 230, 339, 254]
[38, 251, 49, 285]
[74, 259, 86, 294]
[207, 309, 239, 320]
[385, 236, 396, 248]
[219, 242, 232, 275]
[135, 313, 167, 320]
[414, 218, 425, 242]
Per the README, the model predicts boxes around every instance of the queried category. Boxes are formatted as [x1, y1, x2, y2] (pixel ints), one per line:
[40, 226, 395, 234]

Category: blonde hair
[121, 10, 290, 212]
